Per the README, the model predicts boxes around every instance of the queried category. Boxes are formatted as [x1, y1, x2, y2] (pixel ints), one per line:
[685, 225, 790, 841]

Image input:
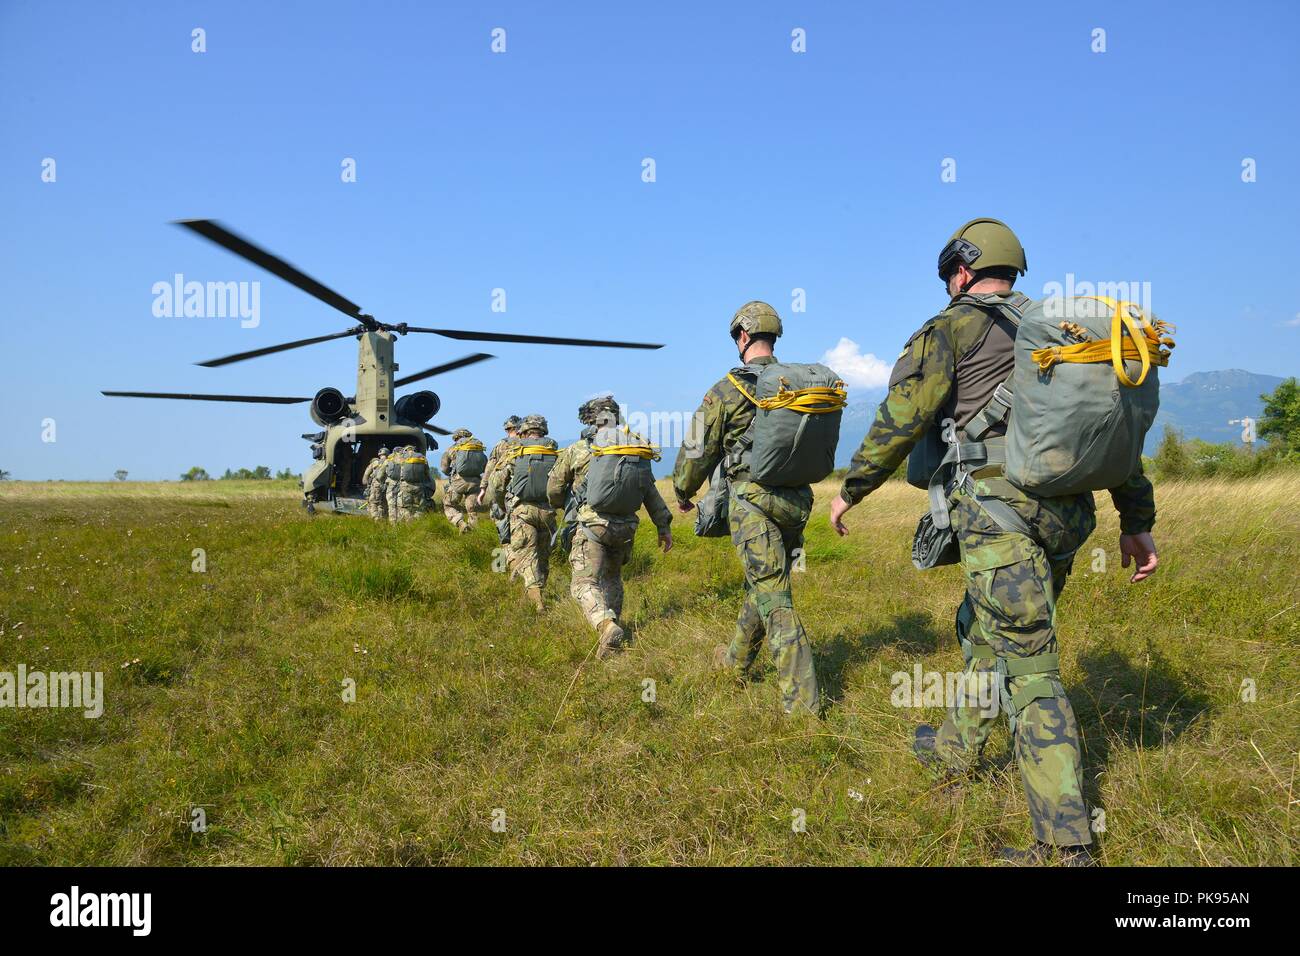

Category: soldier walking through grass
[440, 428, 487, 533]
[489, 415, 558, 610]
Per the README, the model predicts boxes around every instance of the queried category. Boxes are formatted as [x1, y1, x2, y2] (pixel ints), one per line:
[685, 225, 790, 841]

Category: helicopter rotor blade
[102, 391, 311, 404]
[392, 352, 495, 388]
[427, 425, 453, 436]
[195, 328, 364, 368]
[174, 219, 366, 321]
[401, 327, 662, 350]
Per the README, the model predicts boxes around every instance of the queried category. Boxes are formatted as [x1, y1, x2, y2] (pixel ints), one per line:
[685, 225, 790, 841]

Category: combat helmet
[520, 414, 549, 436]
[452, 428, 472, 441]
[377, 446, 390, 457]
[729, 300, 783, 339]
[578, 395, 620, 426]
[503, 415, 522, 432]
[937, 218, 1027, 281]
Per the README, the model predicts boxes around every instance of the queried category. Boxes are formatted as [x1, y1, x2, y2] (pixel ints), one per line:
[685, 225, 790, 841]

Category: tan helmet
[451, 428, 472, 441]
[938, 218, 1027, 280]
[729, 300, 783, 339]
[503, 415, 522, 432]
[520, 414, 548, 436]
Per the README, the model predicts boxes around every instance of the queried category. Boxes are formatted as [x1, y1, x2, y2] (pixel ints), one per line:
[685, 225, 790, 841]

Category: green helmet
[503, 415, 522, 431]
[377, 446, 390, 457]
[938, 218, 1027, 280]
[729, 300, 783, 339]
[578, 395, 619, 426]
[452, 428, 472, 441]
[520, 414, 548, 435]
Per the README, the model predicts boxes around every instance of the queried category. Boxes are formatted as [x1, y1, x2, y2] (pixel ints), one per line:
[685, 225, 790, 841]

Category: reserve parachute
[729, 363, 846, 487]
[449, 439, 488, 479]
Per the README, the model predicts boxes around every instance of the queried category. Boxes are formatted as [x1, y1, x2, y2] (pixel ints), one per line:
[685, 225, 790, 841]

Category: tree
[180, 466, 211, 481]
[1258, 377, 1300, 458]
[114, 470, 128, 481]
[251, 465, 271, 480]
[275, 468, 297, 480]
[1152, 425, 1190, 480]
[0, 469, 10, 481]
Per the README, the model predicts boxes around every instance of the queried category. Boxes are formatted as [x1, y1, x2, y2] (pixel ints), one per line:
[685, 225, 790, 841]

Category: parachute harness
[726, 373, 848, 413]
[588, 425, 662, 461]
[1030, 296, 1176, 388]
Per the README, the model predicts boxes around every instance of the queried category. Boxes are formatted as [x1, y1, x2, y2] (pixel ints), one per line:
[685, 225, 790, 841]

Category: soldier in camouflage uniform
[479, 415, 522, 553]
[389, 444, 436, 523]
[363, 446, 391, 522]
[828, 219, 1160, 864]
[489, 415, 558, 610]
[672, 301, 821, 716]
[440, 428, 484, 533]
[548, 396, 674, 659]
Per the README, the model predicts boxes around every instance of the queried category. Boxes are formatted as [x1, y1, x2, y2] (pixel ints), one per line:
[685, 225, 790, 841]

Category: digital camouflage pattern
[389, 446, 435, 523]
[440, 439, 482, 532]
[549, 426, 672, 631]
[673, 354, 821, 716]
[491, 436, 558, 590]
[837, 292, 1159, 846]
[363, 452, 389, 522]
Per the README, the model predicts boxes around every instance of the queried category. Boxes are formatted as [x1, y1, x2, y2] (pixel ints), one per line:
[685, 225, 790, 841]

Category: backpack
[399, 454, 430, 484]
[1001, 295, 1169, 497]
[693, 462, 730, 538]
[730, 363, 846, 487]
[506, 441, 558, 504]
[450, 440, 488, 479]
[582, 427, 659, 516]
[383, 457, 402, 482]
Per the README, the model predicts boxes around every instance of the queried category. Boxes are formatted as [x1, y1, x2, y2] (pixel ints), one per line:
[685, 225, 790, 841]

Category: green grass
[0, 474, 1296, 865]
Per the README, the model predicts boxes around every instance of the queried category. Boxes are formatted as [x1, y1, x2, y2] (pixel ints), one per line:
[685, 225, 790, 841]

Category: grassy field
[0, 473, 1296, 866]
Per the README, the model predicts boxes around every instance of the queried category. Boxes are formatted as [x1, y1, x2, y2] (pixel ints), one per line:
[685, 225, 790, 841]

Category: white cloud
[1286, 313, 1300, 327]
[821, 337, 892, 389]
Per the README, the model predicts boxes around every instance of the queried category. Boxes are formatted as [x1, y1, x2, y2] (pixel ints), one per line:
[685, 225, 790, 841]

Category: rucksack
[1001, 295, 1169, 497]
[450, 440, 488, 479]
[730, 363, 846, 487]
[507, 441, 558, 504]
[914, 294, 1172, 547]
[693, 462, 731, 538]
[582, 427, 659, 516]
[399, 454, 430, 484]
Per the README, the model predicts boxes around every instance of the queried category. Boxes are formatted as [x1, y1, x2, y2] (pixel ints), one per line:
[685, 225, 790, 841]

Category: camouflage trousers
[508, 503, 556, 589]
[388, 481, 430, 523]
[935, 476, 1097, 846]
[443, 477, 481, 530]
[723, 481, 820, 716]
[568, 518, 637, 629]
[367, 480, 388, 522]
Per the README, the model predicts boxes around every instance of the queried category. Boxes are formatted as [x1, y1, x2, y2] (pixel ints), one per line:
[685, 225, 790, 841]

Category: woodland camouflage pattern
[549, 425, 672, 631]
[837, 293, 1159, 846]
[674, 354, 820, 716]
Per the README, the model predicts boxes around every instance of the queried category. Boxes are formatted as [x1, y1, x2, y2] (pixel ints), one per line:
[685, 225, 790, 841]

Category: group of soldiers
[360, 444, 436, 523]
[354, 217, 1162, 865]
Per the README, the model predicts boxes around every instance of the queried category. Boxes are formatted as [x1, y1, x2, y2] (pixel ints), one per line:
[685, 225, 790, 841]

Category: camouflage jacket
[837, 295, 1157, 534]
[549, 428, 672, 533]
[481, 436, 516, 490]
[439, 442, 483, 488]
[362, 457, 384, 488]
[672, 354, 782, 504]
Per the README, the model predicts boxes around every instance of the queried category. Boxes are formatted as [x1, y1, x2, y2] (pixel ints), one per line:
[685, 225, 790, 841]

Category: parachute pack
[449, 439, 488, 479]
[398, 454, 430, 484]
[912, 294, 1173, 559]
[728, 363, 846, 487]
[582, 427, 660, 516]
[507, 441, 558, 504]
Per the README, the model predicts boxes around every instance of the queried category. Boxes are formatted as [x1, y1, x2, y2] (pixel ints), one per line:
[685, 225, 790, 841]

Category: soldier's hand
[1119, 532, 1158, 583]
[676, 499, 694, 514]
[658, 530, 673, 553]
[829, 494, 853, 536]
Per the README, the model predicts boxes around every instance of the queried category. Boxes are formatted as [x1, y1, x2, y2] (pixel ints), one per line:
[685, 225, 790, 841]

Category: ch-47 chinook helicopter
[103, 220, 662, 514]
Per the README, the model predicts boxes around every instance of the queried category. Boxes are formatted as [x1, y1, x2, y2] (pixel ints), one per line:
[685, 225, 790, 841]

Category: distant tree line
[180, 466, 298, 482]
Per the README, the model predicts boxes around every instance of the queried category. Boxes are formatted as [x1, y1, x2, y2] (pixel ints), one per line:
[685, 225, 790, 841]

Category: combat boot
[524, 585, 545, 611]
[997, 841, 1095, 867]
[913, 725, 965, 789]
[596, 619, 626, 660]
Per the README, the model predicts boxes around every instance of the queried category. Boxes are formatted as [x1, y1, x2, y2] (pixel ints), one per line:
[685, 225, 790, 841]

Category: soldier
[389, 444, 435, 523]
[548, 396, 673, 659]
[828, 218, 1160, 865]
[480, 415, 522, 553]
[440, 428, 487, 533]
[363, 446, 391, 522]
[672, 301, 821, 717]
[489, 415, 558, 610]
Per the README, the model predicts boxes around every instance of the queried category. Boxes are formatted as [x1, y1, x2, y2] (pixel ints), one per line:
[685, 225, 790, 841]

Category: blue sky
[2, 0, 1297, 480]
